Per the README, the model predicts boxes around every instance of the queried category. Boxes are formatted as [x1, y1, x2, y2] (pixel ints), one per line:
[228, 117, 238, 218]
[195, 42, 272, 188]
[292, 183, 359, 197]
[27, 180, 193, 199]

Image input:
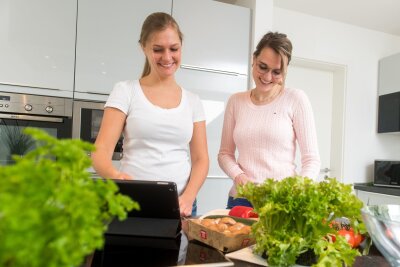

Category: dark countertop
[354, 182, 400, 196]
[84, 233, 390, 267]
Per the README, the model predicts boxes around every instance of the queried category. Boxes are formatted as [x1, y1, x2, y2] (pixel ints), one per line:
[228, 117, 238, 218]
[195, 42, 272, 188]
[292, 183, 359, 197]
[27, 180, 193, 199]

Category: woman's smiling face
[142, 26, 182, 79]
[252, 47, 285, 92]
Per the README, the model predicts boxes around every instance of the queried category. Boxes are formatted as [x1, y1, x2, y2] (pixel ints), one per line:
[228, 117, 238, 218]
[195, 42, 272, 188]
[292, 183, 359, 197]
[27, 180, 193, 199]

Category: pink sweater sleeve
[218, 95, 244, 180]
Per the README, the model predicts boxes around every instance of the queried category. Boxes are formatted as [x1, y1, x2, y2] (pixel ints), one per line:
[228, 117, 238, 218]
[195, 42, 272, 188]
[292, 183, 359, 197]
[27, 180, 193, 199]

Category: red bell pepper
[228, 206, 258, 218]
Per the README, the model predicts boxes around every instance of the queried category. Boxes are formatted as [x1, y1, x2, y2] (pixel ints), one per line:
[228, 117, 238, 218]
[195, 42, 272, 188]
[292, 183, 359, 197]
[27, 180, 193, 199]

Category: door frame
[291, 57, 347, 181]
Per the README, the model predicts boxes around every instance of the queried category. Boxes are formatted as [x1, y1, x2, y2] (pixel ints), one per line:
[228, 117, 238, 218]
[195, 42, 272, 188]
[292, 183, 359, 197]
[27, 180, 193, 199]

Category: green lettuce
[0, 128, 139, 267]
[238, 176, 365, 267]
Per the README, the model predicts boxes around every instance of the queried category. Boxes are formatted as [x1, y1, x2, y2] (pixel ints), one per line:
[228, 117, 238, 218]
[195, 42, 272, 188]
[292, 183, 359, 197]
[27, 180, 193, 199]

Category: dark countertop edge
[354, 183, 400, 196]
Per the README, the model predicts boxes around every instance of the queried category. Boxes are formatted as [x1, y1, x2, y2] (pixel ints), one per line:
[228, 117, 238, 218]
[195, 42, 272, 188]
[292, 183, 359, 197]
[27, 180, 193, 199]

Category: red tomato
[338, 228, 363, 248]
[338, 229, 355, 247]
[353, 232, 364, 247]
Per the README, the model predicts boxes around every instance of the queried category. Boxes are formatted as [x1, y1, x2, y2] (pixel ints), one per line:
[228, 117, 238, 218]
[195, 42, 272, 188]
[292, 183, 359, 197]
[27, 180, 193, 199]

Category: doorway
[285, 58, 346, 181]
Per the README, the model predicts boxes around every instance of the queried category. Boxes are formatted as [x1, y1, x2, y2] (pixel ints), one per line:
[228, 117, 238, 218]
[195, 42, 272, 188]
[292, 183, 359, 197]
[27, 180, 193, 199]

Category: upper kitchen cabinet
[378, 52, 400, 96]
[0, 0, 77, 98]
[74, 0, 172, 101]
[377, 52, 400, 133]
[172, 0, 251, 76]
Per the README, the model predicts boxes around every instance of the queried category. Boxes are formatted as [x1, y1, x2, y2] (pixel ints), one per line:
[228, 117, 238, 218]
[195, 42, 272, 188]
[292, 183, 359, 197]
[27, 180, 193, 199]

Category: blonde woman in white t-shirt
[92, 12, 209, 217]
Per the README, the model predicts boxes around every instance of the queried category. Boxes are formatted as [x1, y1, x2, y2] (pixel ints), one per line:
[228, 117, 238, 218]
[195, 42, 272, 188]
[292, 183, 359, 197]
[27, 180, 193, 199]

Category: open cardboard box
[186, 214, 256, 253]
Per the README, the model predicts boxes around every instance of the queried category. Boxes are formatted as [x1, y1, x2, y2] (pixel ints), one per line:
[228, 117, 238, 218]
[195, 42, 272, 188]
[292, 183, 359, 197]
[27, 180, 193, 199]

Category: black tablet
[105, 179, 181, 238]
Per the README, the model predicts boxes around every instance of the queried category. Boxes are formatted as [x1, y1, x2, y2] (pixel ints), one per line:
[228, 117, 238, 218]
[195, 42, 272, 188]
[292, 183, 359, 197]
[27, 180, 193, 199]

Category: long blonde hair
[139, 12, 183, 78]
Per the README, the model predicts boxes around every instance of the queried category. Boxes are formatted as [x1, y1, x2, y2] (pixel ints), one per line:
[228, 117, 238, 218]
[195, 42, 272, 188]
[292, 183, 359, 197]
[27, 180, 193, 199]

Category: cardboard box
[187, 215, 255, 253]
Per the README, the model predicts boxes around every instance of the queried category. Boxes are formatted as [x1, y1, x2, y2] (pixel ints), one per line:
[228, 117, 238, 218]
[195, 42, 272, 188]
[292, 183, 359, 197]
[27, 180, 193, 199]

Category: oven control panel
[0, 92, 72, 117]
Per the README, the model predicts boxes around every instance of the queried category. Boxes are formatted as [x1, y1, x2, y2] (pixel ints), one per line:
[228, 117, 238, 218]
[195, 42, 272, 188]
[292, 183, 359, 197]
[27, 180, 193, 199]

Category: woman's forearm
[182, 156, 209, 201]
[91, 150, 118, 179]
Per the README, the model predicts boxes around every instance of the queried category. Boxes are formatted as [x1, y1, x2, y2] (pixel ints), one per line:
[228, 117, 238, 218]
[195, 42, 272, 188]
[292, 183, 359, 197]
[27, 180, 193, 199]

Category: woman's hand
[178, 194, 195, 217]
[114, 172, 133, 180]
[234, 173, 252, 186]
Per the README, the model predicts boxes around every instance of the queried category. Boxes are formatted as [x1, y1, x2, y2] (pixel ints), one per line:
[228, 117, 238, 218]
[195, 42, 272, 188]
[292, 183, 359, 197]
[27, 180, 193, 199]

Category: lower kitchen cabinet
[356, 190, 400, 206]
[196, 177, 232, 215]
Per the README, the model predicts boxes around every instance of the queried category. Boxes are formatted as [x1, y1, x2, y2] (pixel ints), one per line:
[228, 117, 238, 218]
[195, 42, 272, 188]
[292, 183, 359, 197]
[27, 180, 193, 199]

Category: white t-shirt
[105, 80, 206, 194]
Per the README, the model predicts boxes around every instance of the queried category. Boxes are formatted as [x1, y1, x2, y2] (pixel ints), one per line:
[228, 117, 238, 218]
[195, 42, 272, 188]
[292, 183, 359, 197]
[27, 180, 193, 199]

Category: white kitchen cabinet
[378, 52, 400, 96]
[176, 68, 248, 179]
[173, 0, 251, 180]
[0, 0, 77, 97]
[196, 177, 232, 215]
[356, 190, 400, 206]
[172, 0, 251, 75]
[74, 0, 172, 100]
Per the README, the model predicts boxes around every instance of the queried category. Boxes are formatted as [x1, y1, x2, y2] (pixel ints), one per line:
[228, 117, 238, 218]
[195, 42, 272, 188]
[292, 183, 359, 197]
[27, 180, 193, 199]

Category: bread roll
[200, 219, 214, 227]
[236, 225, 251, 235]
[197, 217, 252, 236]
[228, 222, 245, 232]
[208, 224, 219, 232]
[220, 217, 237, 225]
[217, 223, 228, 232]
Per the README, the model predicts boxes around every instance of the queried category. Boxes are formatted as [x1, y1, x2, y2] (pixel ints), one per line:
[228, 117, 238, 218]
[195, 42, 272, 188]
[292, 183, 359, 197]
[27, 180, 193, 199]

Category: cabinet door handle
[321, 168, 331, 173]
[180, 64, 246, 77]
[0, 82, 61, 91]
[76, 91, 110, 96]
[206, 175, 230, 179]
[0, 113, 63, 123]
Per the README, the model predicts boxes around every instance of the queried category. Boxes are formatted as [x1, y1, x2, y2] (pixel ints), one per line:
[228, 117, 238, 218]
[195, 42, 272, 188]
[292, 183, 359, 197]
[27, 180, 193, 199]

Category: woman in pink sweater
[218, 32, 321, 208]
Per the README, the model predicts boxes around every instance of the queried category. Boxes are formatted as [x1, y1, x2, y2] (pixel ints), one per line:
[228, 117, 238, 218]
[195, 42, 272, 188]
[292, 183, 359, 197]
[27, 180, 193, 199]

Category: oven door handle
[0, 113, 63, 123]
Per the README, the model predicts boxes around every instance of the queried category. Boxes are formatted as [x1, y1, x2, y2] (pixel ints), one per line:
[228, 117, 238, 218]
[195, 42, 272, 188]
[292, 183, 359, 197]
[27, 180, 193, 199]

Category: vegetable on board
[237, 176, 367, 267]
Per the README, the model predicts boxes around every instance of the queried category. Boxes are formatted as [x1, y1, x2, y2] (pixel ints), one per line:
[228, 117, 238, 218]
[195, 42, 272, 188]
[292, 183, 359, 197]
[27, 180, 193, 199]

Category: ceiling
[273, 0, 400, 37]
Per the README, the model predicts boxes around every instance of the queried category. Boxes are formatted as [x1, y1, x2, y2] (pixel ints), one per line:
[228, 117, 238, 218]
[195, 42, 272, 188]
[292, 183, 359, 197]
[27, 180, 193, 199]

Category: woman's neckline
[138, 79, 184, 111]
[248, 87, 284, 107]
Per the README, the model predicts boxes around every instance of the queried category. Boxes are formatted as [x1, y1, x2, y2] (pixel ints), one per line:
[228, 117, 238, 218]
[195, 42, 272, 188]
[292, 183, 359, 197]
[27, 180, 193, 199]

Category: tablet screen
[110, 179, 180, 219]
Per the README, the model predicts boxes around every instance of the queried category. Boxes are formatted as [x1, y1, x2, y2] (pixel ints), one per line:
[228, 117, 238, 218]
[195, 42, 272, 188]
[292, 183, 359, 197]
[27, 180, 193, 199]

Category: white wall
[271, 8, 400, 184]
[215, 0, 400, 184]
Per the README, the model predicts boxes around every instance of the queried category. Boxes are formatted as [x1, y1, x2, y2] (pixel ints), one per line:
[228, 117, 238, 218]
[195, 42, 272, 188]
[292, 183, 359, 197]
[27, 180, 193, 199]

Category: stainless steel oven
[0, 92, 72, 165]
[72, 100, 123, 160]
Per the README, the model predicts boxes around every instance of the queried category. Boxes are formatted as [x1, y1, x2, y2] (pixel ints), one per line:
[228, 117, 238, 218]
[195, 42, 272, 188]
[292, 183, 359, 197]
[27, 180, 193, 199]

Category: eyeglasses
[254, 62, 283, 79]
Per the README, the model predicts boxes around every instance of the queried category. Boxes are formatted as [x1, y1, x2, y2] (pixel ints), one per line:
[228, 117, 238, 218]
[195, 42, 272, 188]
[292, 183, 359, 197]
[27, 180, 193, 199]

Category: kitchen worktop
[83, 232, 391, 267]
[354, 182, 400, 196]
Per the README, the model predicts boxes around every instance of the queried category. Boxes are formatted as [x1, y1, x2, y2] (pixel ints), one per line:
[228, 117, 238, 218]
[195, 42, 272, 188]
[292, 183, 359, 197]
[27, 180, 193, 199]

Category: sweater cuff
[228, 166, 245, 180]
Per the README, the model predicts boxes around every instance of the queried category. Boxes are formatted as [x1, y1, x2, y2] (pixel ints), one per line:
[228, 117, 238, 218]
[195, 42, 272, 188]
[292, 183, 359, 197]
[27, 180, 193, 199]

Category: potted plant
[2, 125, 35, 164]
[0, 128, 139, 267]
[238, 176, 367, 267]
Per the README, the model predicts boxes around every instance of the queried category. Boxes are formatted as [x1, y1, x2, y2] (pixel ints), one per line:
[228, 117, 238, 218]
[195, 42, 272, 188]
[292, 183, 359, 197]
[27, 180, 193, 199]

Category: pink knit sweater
[218, 88, 321, 196]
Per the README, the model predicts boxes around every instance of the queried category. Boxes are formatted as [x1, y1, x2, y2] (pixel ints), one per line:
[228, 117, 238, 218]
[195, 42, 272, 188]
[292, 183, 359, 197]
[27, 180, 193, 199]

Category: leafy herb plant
[3, 125, 35, 155]
[0, 128, 139, 267]
[238, 176, 366, 267]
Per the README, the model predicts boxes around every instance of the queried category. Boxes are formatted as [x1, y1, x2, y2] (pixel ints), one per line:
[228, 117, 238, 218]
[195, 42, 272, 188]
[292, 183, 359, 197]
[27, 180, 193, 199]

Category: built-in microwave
[374, 160, 400, 187]
[72, 100, 123, 160]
